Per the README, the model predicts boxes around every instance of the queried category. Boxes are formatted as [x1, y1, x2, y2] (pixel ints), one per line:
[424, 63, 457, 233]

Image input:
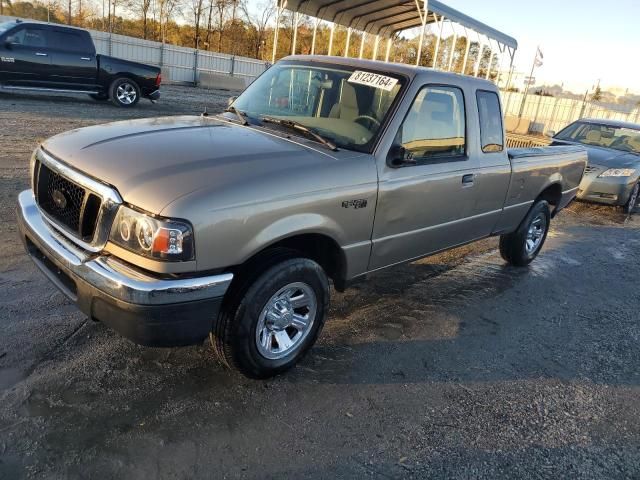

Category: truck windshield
[556, 121, 640, 155]
[229, 62, 405, 152]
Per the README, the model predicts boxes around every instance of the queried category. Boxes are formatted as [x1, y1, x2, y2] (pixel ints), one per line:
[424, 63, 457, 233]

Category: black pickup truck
[0, 20, 161, 107]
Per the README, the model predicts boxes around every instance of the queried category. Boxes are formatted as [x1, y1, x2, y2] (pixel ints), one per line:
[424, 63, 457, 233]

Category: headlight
[599, 168, 636, 177]
[109, 205, 194, 261]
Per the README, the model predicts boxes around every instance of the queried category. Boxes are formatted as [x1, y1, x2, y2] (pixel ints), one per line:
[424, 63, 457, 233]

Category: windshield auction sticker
[348, 71, 399, 91]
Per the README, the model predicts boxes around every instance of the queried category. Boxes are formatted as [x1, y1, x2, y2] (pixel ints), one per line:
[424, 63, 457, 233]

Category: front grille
[35, 159, 102, 241]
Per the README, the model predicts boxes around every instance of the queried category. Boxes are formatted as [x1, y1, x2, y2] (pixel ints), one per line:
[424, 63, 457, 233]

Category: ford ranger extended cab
[17, 56, 587, 378]
[0, 20, 161, 107]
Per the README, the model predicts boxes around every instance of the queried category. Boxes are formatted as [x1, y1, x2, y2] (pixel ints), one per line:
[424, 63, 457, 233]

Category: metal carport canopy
[285, 0, 517, 49]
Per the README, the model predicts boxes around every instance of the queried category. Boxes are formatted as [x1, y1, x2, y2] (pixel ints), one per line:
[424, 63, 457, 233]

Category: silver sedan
[551, 119, 640, 213]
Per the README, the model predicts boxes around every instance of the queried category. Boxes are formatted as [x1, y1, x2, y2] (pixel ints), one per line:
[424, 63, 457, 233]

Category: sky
[251, 0, 639, 95]
[443, 0, 640, 94]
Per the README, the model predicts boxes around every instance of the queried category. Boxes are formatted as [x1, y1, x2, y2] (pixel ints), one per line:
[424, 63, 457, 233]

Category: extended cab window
[397, 86, 466, 161]
[477, 90, 504, 153]
[9, 27, 48, 48]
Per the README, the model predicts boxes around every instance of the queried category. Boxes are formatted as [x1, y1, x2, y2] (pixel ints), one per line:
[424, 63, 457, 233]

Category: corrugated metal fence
[0, 15, 269, 84]
[502, 90, 640, 135]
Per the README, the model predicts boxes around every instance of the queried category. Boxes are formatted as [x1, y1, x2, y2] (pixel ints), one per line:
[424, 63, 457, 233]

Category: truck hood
[41, 116, 344, 214]
[553, 140, 640, 168]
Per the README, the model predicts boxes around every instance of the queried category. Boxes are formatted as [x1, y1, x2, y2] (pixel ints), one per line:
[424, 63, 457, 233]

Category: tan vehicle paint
[38, 57, 585, 285]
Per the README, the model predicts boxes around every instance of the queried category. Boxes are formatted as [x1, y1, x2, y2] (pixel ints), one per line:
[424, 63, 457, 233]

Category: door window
[477, 90, 504, 153]
[10, 27, 48, 48]
[396, 86, 466, 162]
[51, 31, 88, 52]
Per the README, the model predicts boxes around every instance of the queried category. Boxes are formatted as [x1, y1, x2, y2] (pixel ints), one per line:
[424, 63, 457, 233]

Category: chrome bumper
[17, 190, 233, 306]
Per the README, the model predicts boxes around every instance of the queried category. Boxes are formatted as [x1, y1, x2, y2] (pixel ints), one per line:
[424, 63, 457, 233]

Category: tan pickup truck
[17, 56, 587, 378]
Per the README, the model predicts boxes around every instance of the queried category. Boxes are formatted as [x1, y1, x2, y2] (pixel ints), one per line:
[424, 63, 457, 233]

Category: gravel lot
[1, 85, 639, 479]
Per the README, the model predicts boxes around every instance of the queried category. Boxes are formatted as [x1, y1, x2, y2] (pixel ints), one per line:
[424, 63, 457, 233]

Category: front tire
[500, 200, 551, 266]
[108, 77, 140, 107]
[211, 256, 330, 379]
[624, 182, 639, 214]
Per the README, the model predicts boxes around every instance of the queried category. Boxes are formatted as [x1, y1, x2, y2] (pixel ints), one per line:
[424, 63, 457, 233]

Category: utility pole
[518, 46, 543, 118]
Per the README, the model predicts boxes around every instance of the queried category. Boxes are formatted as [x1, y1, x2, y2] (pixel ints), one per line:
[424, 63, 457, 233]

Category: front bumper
[577, 172, 637, 206]
[17, 190, 233, 347]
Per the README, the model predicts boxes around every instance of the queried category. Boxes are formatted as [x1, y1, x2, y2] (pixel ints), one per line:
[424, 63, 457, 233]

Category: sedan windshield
[556, 121, 640, 155]
[228, 62, 405, 152]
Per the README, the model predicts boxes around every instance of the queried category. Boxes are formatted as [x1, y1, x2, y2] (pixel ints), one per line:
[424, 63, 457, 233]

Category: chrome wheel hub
[525, 212, 547, 255]
[116, 83, 137, 105]
[256, 282, 317, 360]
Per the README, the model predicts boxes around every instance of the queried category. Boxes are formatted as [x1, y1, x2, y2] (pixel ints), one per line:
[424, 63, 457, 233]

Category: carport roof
[285, 0, 518, 49]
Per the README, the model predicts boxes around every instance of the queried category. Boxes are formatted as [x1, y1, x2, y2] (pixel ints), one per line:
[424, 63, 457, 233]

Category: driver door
[0, 25, 51, 86]
[369, 85, 479, 270]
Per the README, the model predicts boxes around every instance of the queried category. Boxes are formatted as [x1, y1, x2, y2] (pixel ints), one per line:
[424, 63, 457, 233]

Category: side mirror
[545, 130, 556, 138]
[227, 96, 237, 107]
[387, 144, 415, 168]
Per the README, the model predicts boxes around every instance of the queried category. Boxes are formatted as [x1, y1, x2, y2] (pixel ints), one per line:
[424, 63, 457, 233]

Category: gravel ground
[1, 86, 639, 479]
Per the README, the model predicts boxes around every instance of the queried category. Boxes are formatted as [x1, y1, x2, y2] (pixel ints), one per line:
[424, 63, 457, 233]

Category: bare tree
[241, 0, 275, 59]
[191, 0, 205, 48]
[127, 0, 153, 39]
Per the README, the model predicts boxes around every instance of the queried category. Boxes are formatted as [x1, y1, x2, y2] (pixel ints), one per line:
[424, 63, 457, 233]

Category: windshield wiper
[224, 105, 249, 126]
[261, 116, 338, 151]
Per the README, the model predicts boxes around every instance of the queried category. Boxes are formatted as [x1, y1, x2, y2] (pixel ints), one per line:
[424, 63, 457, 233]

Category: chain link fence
[502, 90, 640, 135]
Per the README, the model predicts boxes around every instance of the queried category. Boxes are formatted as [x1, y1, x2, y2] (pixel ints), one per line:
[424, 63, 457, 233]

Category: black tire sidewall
[518, 200, 551, 263]
[624, 182, 639, 214]
[109, 78, 140, 107]
[228, 258, 329, 378]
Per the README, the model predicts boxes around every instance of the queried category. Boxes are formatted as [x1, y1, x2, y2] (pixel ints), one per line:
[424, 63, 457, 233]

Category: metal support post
[291, 11, 299, 55]
[328, 23, 335, 55]
[385, 37, 392, 62]
[415, 0, 428, 66]
[447, 29, 458, 71]
[432, 14, 444, 68]
[372, 35, 380, 60]
[271, 0, 285, 63]
[359, 32, 366, 59]
[344, 27, 352, 57]
[461, 27, 470, 74]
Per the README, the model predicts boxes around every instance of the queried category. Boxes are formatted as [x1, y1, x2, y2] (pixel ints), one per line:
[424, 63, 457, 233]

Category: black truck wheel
[109, 77, 141, 107]
[500, 200, 551, 266]
[211, 254, 330, 379]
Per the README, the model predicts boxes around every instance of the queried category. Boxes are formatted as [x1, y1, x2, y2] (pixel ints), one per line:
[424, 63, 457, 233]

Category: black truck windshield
[229, 63, 405, 152]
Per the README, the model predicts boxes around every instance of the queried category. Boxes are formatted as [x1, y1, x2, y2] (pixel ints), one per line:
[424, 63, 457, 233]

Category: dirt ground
[1, 86, 639, 479]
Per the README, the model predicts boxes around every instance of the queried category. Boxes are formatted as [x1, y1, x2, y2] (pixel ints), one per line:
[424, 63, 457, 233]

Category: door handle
[462, 174, 475, 186]
[80, 57, 92, 61]
[35, 52, 48, 56]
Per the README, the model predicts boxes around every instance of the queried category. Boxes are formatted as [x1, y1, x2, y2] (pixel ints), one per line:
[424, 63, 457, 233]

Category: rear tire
[500, 200, 551, 266]
[211, 254, 330, 379]
[108, 77, 140, 107]
[624, 182, 639, 214]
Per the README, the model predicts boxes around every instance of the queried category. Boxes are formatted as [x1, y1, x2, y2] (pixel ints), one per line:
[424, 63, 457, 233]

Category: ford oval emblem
[52, 189, 68, 209]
